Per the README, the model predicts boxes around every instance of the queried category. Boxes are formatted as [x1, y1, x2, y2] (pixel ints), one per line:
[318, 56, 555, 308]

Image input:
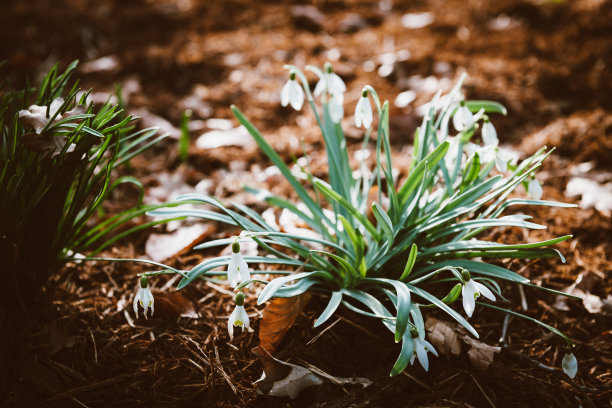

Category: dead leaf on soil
[554, 272, 612, 315]
[195, 125, 254, 149]
[462, 336, 501, 371]
[426, 317, 500, 371]
[152, 290, 198, 319]
[259, 293, 311, 353]
[145, 223, 214, 262]
[426, 317, 462, 356]
[252, 346, 323, 399]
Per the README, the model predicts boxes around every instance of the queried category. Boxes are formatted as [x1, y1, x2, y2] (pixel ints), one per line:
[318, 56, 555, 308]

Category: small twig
[499, 314, 513, 344]
[469, 374, 495, 408]
[214, 345, 237, 394]
[518, 284, 528, 311]
[89, 329, 98, 364]
[502, 346, 555, 371]
[401, 371, 433, 392]
[306, 318, 341, 346]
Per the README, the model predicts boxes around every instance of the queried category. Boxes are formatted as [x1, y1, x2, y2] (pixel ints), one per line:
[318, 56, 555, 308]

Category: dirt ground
[1, 0, 611, 407]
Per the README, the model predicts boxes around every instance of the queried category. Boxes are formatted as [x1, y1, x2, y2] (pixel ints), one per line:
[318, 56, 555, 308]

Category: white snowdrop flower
[228, 292, 252, 341]
[461, 271, 496, 318]
[227, 241, 251, 288]
[452, 102, 474, 132]
[133, 276, 154, 319]
[328, 92, 344, 124]
[482, 118, 499, 146]
[562, 352, 578, 379]
[280, 71, 304, 111]
[313, 63, 346, 98]
[494, 147, 510, 172]
[528, 177, 543, 200]
[354, 88, 373, 129]
[409, 329, 439, 372]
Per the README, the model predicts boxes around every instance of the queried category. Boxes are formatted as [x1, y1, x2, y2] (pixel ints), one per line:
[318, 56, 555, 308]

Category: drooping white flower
[452, 103, 475, 132]
[354, 88, 373, 129]
[528, 178, 543, 200]
[562, 352, 578, 379]
[133, 276, 154, 319]
[410, 334, 439, 372]
[481, 119, 499, 146]
[461, 274, 496, 318]
[227, 241, 250, 288]
[494, 147, 509, 172]
[280, 72, 304, 111]
[328, 92, 344, 124]
[228, 292, 252, 341]
[313, 63, 346, 98]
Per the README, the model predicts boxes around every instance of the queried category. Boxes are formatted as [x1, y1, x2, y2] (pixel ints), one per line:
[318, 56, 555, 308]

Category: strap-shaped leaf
[258, 271, 322, 304]
[406, 284, 479, 338]
[421, 235, 572, 257]
[314, 291, 343, 327]
[315, 180, 379, 239]
[398, 141, 449, 204]
[372, 202, 394, 248]
[365, 278, 411, 342]
[399, 243, 418, 281]
[390, 330, 414, 376]
[414, 260, 528, 283]
[231, 106, 338, 235]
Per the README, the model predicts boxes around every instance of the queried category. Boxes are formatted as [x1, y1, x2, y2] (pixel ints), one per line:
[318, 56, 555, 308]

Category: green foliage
[148, 65, 577, 374]
[0, 62, 166, 324]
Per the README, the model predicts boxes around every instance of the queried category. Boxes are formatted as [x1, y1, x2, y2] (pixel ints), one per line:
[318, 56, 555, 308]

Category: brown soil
[1, 0, 611, 407]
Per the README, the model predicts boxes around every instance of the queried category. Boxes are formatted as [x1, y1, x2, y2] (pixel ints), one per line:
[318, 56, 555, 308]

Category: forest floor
[1, 0, 611, 407]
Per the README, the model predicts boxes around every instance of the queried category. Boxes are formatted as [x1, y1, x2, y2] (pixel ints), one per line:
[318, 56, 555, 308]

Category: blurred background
[1, 0, 611, 407]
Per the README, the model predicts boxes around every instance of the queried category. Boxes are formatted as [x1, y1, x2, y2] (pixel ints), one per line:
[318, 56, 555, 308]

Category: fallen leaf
[152, 290, 198, 319]
[426, 317, 462, 356]
[299, 360, 372, 388]
[132, 108, 180, 139]
[259, 293, 311, 353]
[426, 317, 500, 371]
[462, 336, 501, 371]
[145, 223, 213, 262]
[566, 176, 612, 215]
[252, 346, 324, 399]
[80, 55, 120, 73]
[195, 125, 253, 149]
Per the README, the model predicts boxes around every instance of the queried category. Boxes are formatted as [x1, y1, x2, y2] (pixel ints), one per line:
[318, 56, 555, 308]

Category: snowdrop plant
[0, 61, 168, 328]
[133, 276, 155, 318]
[228, 291, 252, 341]
[148, 63, 579, 375]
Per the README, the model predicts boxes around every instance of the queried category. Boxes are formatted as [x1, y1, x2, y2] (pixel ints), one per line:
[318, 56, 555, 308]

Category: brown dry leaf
[259, 293, 311, 353]
[152, 290, 197, 320]
[426, 317, 462, 356]
[462, 336, 501, 371]
[426, 317, 500, 371]
[145, 223, 214, 262]
[252, 346, 323, 399]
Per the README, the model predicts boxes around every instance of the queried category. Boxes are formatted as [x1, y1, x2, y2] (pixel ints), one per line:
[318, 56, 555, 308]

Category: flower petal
[415, 339, 430, 371]
[133, 293, 140, 318]
[482, 121, 498, 146]
[528, 178, 543, 200]
[424, 340, 439, 357]
[562, 353, 578, 379]
[474, 281, 496, 301]
[289, 81, 305, 111]
[313, 78, 325, 97]
[281, 80, 291, 107]
[238, 256, 251, 284]
[329, 73, 346, 94]
[228, 253, 241, 287]
[462, 284, 475, 317]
